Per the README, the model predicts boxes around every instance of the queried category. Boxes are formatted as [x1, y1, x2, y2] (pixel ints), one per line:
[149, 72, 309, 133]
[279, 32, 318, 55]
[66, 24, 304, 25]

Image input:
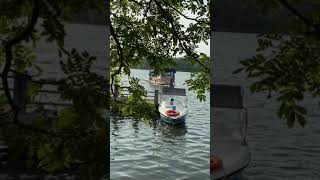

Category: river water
[212, 32, 320, 180]
[110, 69, 210, 180]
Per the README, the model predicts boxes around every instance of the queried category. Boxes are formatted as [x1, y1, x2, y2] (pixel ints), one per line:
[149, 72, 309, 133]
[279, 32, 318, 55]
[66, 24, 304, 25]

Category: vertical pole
[169, 78, 174, 87]
[13, 72, 29, 113]
[114, 84, 120, 98]
[242, 107, 248, 146]
[154, 90, 159, 117]
[154, 90, 159, 108]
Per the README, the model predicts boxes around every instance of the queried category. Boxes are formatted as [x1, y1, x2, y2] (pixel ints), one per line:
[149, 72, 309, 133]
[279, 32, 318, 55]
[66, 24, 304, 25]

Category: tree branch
[116, 0, 209, 73]
[277, 0, 320, 34]
[110, 22, 126, 98]
[162, 0, 209, 25]
[42, 0, 61, 17]
[143, 0, 153, 17]
[154, 0, 209, 73]
[1, 0, 40, 123]
[128, 0, 145, 6]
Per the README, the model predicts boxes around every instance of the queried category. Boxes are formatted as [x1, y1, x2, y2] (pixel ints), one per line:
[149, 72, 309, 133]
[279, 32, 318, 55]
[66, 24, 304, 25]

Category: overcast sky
[178, 3, 210, 57]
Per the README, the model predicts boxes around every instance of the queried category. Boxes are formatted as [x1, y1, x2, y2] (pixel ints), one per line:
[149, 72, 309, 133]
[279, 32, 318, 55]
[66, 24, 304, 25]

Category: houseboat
[149, 69, 176, 86]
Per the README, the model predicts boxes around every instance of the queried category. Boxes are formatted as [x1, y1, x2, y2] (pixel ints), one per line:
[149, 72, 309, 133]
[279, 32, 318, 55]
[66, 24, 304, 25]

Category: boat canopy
[161, 87, 186, 96]
[160, 99, 184, 107]
[149, 69, 176, 77]
[211, 84, 248, 146]
[211, 84, 244, 109]
[149, 68, 176, 73]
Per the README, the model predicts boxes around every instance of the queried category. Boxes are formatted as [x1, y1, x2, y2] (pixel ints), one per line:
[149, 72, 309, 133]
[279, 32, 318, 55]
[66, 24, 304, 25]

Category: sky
[127, 1, 210, 57]
[178, 5, 210, 57]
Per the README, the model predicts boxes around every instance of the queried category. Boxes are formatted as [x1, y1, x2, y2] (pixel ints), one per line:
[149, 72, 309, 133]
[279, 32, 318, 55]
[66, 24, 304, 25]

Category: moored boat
[158, 87, 188, 125]
[211, 84, 251, 180]
[149, 69, 176, 86]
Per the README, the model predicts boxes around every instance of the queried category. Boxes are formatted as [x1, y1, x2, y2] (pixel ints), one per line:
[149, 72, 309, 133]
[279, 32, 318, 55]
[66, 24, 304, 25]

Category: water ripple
[110, 70, 210, 180]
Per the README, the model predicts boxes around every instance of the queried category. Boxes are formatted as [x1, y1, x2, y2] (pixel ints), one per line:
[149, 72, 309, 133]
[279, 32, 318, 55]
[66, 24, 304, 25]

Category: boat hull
[149, 79, 174, 86]
[211, 121, 251, 180]
[160, 113, 187, 125]
[214, 168, 244, 180]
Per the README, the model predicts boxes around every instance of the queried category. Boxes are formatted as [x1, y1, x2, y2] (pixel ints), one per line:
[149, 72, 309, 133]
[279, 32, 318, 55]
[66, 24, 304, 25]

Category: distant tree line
[133, 57, 203, 72]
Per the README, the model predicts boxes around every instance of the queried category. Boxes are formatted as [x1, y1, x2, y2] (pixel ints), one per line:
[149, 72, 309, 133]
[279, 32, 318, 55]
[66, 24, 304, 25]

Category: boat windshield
[162, 72, 174, 77]
[160, 97, 186, 108]
[160, 101, 170, 108]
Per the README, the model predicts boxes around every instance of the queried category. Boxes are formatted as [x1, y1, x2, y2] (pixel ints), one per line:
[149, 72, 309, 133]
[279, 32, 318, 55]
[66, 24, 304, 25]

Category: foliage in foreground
[0, 1, 108, 179]
[235, 0, 320, 128]
[110, 0, 210, 120]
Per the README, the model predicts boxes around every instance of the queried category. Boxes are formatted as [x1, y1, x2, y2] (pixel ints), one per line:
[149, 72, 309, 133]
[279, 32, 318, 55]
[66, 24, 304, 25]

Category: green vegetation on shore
[133, 57, 204, 72]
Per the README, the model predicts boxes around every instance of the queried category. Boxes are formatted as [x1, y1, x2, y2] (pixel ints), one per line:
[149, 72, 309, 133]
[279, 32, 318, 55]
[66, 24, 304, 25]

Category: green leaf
[27, 83, 41, 100]
[53, 108, 77, 130]
[296, 112, 306, 127]
[32, 115, 48, 128]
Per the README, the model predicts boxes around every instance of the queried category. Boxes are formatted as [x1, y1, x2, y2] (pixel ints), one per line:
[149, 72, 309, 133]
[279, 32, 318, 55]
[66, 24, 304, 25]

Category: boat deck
[211, 109, 251, 180]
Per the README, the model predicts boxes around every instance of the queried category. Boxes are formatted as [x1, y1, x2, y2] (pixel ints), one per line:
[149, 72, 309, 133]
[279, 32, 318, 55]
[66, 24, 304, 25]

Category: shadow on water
[159, 120, 188, 137]
[111, 69, 209, 179]
[111, 112, 187, 137]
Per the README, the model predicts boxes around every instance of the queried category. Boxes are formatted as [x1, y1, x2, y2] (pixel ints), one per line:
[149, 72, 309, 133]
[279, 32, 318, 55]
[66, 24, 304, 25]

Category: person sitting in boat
[169, 98, 177, 111]
[170, 98, 174, 105]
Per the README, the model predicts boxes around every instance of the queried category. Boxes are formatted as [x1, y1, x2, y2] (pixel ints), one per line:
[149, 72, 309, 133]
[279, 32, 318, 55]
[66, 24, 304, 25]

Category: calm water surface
[110, 69, 210, 180]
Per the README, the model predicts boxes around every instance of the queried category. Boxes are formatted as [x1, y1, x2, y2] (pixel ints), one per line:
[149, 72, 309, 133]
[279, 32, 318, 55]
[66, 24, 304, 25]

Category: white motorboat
[158, 87, 188, 125]
[211, 84, 251, 180]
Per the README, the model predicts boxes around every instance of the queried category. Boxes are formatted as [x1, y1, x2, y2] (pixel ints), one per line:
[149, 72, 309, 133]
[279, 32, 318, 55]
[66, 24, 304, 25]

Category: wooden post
[114, 84, 120, 98]
[242, 107, 248, 146]
[13, 72, 30, 112]
[169, 78, 174, 87]
[154, 90, 159, 108]
[154, 90, 160, 117]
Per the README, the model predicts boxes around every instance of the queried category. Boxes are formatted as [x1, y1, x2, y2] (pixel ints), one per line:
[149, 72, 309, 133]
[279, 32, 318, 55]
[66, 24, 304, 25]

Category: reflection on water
[159, 121, 188, 137]
[110, 69, 210, 180]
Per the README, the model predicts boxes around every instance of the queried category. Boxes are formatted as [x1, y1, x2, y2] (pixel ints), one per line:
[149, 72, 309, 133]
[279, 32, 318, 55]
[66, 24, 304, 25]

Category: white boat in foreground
[158, 87, 188, 125]
[211, 84, 251, 180]
[211, 122, 251, 180]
